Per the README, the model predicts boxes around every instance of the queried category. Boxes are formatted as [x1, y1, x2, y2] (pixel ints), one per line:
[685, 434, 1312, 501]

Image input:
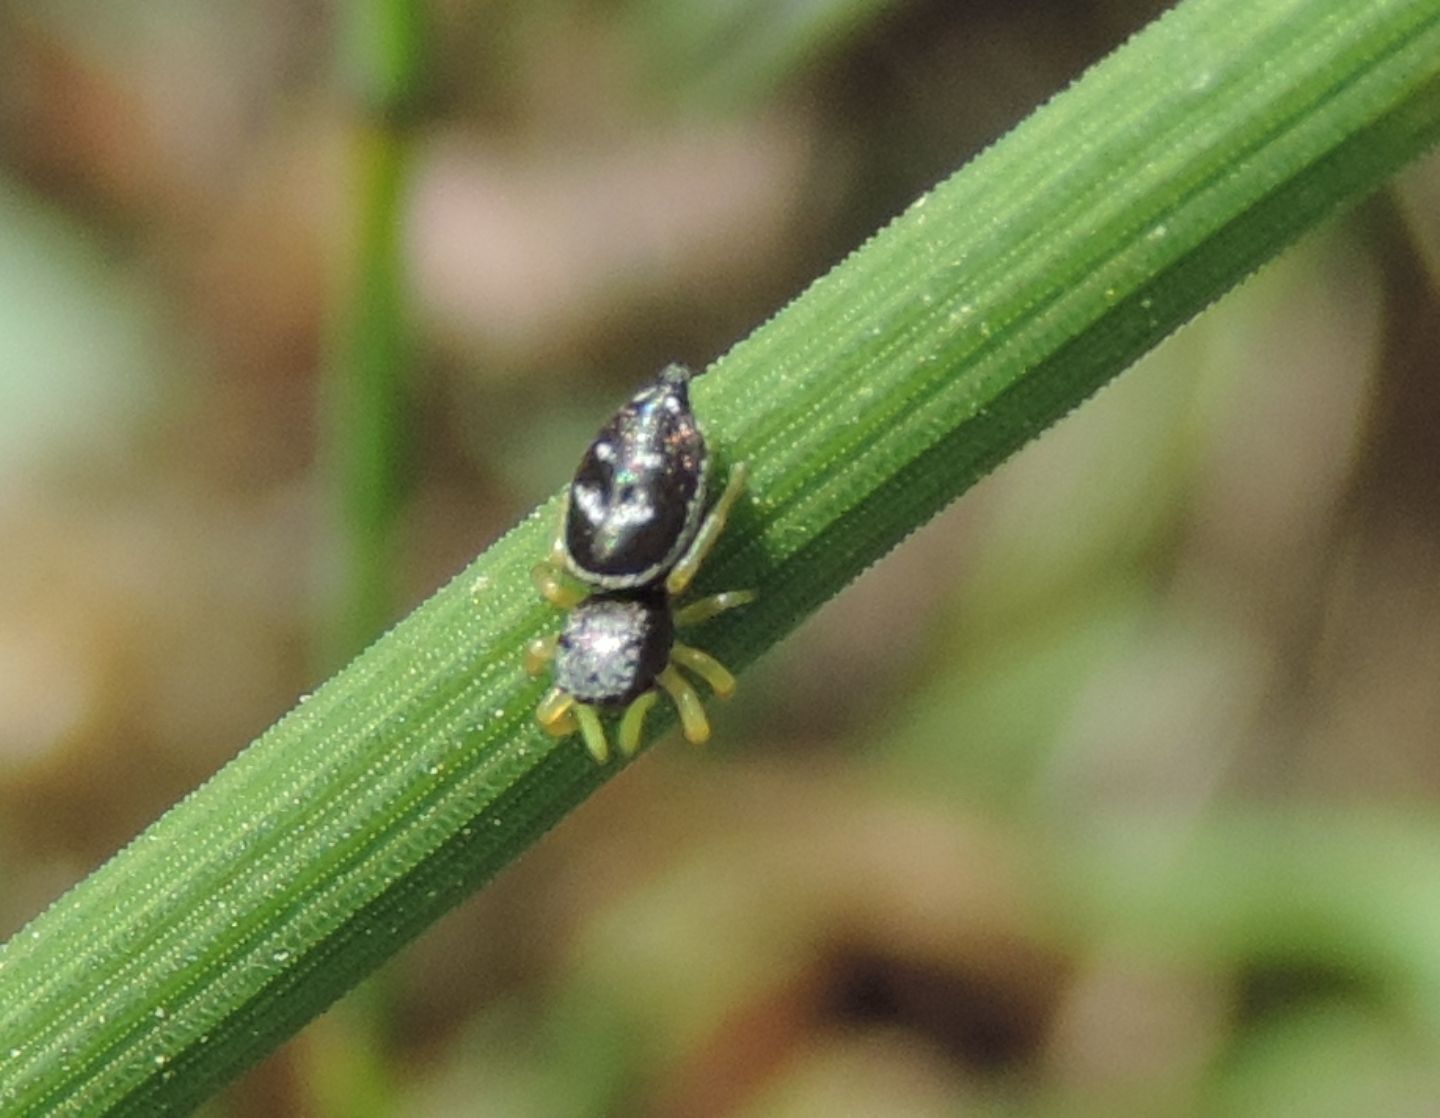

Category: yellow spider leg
[573, 704, 610, 764]
[658, 665, 711, 744]
[666, 462, 749, 596]
[523, 634, 557, 676]
[547, 710, 578, 737]
[673, 590, 756, 627]
[617, 691, 659, 757]
[532, 561, 588, 609]
[670, 643, 737, 699]
[537, 687, 576, 734]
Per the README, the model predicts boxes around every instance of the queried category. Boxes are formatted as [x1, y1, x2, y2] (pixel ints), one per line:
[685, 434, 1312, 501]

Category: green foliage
[3, 0, 1440, 1112]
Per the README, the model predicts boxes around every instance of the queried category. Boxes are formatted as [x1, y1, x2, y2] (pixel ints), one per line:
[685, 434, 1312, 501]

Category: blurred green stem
[325, 122, 412, 665]
[343, 0, 427, 119]
[323, 0, 427, 665]
[2, 0, 1439, 1113]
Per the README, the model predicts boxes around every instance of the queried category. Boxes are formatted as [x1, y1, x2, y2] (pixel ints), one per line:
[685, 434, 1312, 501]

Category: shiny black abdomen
[564, 364, 707, 589]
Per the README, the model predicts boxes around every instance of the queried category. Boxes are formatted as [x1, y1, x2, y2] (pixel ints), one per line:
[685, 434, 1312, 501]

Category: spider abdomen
[564, 363, 707, 589]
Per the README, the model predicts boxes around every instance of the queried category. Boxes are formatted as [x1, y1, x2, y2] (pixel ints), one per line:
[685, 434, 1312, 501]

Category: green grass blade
[2, 0, 1439, 1112]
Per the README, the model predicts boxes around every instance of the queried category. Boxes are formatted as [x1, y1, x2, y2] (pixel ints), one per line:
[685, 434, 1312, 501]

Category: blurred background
[4, 1, 1440, 1115]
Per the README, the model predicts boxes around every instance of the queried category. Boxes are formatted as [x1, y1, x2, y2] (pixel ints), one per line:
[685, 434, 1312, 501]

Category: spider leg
[673, 590, 756, 627]
[671, 643, 737, 699]
[537, 686, 610, 762]
[523, 633, 557, 676]
[658, 664, 710, 744]
[617, 691, 659, 757]
[547, 710, 579, 736]
[537, 687, 576, 733]
[532, 557, 588, 609]
[573, 704, 610, 764]
[666, 463, 748, 597]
